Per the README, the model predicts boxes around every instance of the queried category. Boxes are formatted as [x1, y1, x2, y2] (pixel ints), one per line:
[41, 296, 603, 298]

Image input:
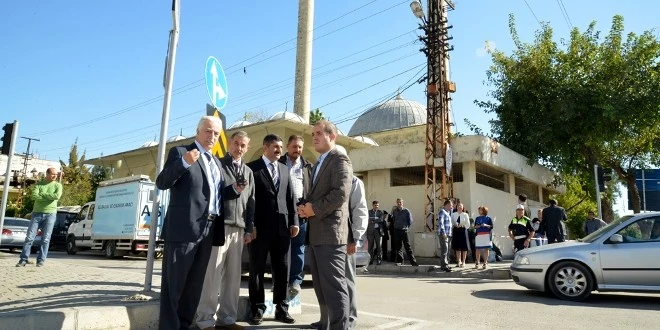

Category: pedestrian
[309, 173, 368, 330]
[280, 135, 313, 297]
[381, 210, 390, 261]
[246, 134, 299, 325]
[583, 211, 607, 236]
[156, 116, 224, 330]
[518, 194, 532, 218]
[391, 198, 419, 266]
[450, 202, 470, 268]
[16, 167, 63, 268]
[508, 204, 534, 253]
[473, 206, 493, 269]
[297, 120, 352, 330]
[436, 199, 453, 272]
[367, 200, 386, 265]
[530, 209, 544, 247]
[541, 199, 567, 243]
[195, 131, 255, 330]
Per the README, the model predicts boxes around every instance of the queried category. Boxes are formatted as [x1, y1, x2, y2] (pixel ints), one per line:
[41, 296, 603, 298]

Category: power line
[26, 0, 407, 137]
[523, 0, 543, 28]
[557, 0, 573, 29]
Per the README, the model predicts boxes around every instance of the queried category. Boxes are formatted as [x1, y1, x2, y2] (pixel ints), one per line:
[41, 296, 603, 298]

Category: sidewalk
[0, 252, 511, 329]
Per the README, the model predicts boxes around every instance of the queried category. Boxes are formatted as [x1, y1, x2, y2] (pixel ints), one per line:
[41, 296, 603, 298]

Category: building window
[390, 166, 425, 186]
[515, 177, 539, 202]
[542, 188, 553, 205]
[475, 162, 509, 192]
[451, 163, 463, 183]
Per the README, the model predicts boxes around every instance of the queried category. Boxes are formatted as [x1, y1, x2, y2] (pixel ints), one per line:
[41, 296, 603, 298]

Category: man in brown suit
[297, 120, 352, 330]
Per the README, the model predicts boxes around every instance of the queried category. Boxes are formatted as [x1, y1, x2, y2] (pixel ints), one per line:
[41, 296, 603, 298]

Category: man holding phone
[196, 130, 255, 330]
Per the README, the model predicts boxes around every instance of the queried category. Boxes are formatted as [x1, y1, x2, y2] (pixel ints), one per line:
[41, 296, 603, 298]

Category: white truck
[66, 175, 169, 258]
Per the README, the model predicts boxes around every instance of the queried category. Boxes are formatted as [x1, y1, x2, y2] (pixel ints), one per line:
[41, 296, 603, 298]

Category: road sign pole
[594, 164, 602, 218]
[144, 0, 180, 292]
[0, 120, 19, 248]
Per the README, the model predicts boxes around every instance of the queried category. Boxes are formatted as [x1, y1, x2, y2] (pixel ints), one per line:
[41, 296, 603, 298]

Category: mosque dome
[166, 135, 186, 142]
[269, 111, 305, 123]
[348, 94, 426, 136]
[140, 141, 158, 148]
[352, 135, 379, 146]
[229, 120, 252, 129]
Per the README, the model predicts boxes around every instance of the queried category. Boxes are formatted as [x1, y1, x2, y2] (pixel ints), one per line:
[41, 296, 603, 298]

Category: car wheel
[104, 240, 123, 259]
[547, 261, 593, 301]
[9, 247, 17, 253]
[66, 236, 78, 255]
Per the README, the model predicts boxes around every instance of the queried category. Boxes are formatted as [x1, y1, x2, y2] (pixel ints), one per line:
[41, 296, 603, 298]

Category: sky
[2, 0, 658, 212]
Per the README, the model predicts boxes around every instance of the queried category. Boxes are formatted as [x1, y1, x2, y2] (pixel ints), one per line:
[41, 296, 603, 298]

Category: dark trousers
[308, 244, 349, 330]
[513, 238, 527, 253]
[546, 233, 565, 244]
[248, 234, 291, 313]
[159, 229, 213, 330]
[381, 236, 389, 261]
[392, 229, 417, 264]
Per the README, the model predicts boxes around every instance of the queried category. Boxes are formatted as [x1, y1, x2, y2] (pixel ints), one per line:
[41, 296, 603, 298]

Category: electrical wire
[557, 0, 573, 29]
[523, 0, 543, 28]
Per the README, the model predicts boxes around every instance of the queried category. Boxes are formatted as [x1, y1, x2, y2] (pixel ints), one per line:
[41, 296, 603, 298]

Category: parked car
[1, 217, 42, 253]
[51, 206, 81, 251]
[511, 212, 660, 301]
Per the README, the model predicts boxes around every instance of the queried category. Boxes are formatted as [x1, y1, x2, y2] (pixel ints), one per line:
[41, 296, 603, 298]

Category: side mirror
[609, 234, 623, 244]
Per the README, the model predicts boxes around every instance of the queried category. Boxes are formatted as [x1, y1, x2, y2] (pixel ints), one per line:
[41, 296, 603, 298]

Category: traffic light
[1, 123, 14, 155]
[602, 168, 613, 182]
[597, 166, 605, 191]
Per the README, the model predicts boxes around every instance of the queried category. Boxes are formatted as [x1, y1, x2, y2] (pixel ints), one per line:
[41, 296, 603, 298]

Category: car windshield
[580, 215, 634, 243]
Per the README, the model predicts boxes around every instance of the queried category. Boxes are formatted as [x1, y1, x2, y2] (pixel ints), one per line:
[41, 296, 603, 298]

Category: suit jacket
[307, 148, 353, 245]
[278, 154, 313, 202]
[220, 154, 255, 235]
[156, 142, 225, 245]
[247, 157, 298, 238]
[541, 205, 567, 236]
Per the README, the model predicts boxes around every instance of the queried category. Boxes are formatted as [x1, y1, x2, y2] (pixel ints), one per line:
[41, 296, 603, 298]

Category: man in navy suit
[156, 116, 225, 330]
[247, 134, 299, 325]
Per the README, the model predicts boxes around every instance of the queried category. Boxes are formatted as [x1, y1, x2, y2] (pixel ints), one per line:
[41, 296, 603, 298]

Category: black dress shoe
[275, 310, 295, 324]
[441, 266, 452, 272]
[309, 321, 321, 329]
[251, 309, 264, 325]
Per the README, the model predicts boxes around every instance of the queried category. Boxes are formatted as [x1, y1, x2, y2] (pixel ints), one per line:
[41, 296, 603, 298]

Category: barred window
[390, 166, 425, 186]
[475, 162, 509, 192]
[515, 177, 539, 202]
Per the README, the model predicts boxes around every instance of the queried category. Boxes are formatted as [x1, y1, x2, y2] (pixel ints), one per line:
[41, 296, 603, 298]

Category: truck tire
[104, 240, 121, 259]
[66, 236, 78, 255]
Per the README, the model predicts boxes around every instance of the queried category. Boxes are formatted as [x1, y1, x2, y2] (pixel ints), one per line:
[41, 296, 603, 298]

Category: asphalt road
[36, 250, 660, 329]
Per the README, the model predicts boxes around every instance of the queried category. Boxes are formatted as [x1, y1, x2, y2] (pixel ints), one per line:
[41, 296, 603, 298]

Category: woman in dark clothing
[450, 203, 470, 267]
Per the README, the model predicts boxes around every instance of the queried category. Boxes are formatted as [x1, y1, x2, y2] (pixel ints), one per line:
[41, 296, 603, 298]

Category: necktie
[205, 153, 220, 213]
[233, 162, 240, 174]
[270, 162, 279, 189]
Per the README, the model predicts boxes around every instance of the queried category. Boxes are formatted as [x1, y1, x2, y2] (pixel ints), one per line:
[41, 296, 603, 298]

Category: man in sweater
[391, 198, 419, 266]
[17, 167, 63, 267]
[195, 131, 255, 330]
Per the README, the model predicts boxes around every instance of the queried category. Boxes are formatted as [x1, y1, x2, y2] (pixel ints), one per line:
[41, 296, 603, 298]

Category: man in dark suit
[541, 199, 568, 244]
[279, 134, 313, 297]
[156, 116, 225, 330]
[297, 120, 352, 330]
[246, 134, 299, 325]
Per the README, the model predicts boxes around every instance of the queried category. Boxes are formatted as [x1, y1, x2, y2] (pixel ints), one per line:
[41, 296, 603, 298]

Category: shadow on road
[472, 288, 660, 311]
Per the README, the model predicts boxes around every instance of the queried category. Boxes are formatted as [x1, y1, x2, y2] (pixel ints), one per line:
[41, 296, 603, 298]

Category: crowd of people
[155, 117, 366, 330]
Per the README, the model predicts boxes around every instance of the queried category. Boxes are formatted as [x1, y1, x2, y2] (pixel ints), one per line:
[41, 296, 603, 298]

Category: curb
[363, 264, 512, 280]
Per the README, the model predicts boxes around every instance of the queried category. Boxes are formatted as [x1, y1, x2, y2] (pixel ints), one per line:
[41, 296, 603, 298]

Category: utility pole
[412, 0, 456, 231]
[293, 0, 314, 123]
[16, 137, 39, 208]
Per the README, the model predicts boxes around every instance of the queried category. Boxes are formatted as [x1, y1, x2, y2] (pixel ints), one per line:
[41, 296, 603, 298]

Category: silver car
[511, 212, 660, 301]
[1, 217, 43, 252]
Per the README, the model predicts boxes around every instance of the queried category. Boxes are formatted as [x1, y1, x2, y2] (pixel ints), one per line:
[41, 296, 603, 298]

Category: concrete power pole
[418, 0, 455, 231]
[293, 0, 314, 123]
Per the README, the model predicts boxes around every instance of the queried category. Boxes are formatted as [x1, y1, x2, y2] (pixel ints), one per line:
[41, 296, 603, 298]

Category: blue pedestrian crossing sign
[205, 56, 228, 110]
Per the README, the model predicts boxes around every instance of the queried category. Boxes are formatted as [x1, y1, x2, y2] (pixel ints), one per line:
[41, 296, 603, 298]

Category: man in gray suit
[156, 116, 224, 330]
[196, 130, 255, 330]
[297, 120, 352, 330]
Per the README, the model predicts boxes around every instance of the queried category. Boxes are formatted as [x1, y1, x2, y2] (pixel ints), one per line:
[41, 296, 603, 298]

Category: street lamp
[410, 1, 426, 22]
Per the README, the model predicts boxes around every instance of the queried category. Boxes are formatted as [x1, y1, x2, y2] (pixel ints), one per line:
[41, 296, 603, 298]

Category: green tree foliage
[309, 108, 325, 125]
[90, 165, 111, 192]
[474, 15, 660, 214]
[58, 142, 94, 206]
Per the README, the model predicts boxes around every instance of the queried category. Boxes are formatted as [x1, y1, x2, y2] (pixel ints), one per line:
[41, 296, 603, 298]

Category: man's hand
[243, 233, 253, 244]
[524, 239, 530, 248]
[184, 149, 200, 165]
[290, 225, 300, 238]
[233, 182, 245, 193]
[347, 242, 356, 255]
[252, 228, 257, 241]
[297, 203, 315, 218]
[442, 233, 447, 240]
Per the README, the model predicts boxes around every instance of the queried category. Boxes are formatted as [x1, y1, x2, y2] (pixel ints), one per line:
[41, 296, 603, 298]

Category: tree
[90, 164, 111, 192]
[473, 15, 660, 214]
[58, 142, 94, 206]
[310, 108, 325, 125]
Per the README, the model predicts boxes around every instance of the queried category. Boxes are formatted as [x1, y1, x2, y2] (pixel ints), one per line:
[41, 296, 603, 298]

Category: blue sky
[1, 1, 657, 211]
